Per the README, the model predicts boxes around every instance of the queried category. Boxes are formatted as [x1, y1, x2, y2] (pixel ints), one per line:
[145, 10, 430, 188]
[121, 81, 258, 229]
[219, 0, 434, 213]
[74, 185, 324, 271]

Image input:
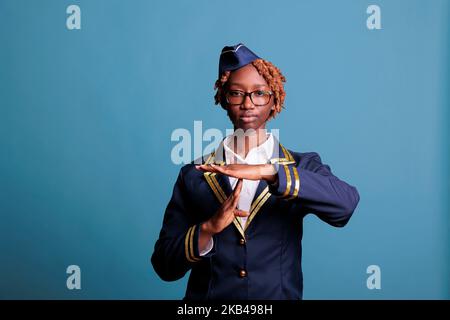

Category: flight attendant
[151, 43, 360, 300]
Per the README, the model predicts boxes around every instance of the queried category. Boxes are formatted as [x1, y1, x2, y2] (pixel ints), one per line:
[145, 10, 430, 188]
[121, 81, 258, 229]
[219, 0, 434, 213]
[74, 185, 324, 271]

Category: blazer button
[239, 269, 247, 278]
[239, 238, 245, 245]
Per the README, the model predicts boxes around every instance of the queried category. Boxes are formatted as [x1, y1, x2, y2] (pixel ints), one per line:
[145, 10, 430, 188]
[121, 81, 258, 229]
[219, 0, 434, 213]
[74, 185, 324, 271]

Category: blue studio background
[0, 0, 449, 299]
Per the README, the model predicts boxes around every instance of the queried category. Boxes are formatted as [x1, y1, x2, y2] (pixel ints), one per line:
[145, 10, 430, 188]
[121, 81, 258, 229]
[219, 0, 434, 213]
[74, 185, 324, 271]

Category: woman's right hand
[198, 179, 248, 251]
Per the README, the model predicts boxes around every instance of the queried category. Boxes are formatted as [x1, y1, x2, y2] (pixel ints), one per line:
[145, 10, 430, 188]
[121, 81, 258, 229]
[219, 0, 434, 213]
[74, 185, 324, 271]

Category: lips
[239, 114, 258, 123]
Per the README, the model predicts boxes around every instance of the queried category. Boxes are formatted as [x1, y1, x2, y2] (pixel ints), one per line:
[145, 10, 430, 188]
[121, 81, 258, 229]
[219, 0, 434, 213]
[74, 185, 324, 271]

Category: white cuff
[199, 238, 214, 256]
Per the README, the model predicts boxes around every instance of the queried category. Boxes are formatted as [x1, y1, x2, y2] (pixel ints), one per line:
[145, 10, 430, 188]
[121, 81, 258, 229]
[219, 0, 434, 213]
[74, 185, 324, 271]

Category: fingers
[233, 178, 243, 196]
[234, 209, 249, 217]
[196, 164, 253, 180]
[195, 164, 235, 177]
[195, 164, 214, 172]
[195, 164, 208, 172]
[195, 164, 224, 173]
[230, 180, 243, 209]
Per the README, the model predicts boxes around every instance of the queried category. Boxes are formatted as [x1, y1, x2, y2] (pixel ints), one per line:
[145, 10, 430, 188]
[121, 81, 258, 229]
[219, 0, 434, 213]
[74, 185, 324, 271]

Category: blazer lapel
[201, 137, 297, 237]
[202, 143, 246, 239]
[244, 138, 296, 231]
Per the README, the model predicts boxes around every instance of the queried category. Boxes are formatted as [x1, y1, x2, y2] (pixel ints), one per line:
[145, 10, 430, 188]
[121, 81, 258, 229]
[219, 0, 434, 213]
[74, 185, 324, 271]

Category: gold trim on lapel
[279, 144, 300, 200]
[240, 142, 294, 231]
[280, 144, 295, 162]
[203, 151, 246, 239]
[201, 142, 298, 237]
[244, 186, 271, 230]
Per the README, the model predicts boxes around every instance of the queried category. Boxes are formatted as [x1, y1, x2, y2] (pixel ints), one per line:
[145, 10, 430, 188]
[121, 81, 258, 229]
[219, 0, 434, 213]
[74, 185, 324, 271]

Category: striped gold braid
[289, 166, 300, 199]
[203, 152, 245, 239]
[185, 226, 200, 262]
[244, 187, 271, 230]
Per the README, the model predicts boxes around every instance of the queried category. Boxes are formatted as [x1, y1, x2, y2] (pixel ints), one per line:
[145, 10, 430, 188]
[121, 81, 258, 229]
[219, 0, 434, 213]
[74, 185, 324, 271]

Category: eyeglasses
[225, 90, 273, 106]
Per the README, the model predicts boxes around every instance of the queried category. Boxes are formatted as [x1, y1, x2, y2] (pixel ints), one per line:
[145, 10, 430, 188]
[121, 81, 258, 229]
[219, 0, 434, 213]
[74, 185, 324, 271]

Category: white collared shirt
[223, 133, 274, 226]
[199, 133, 274, 256]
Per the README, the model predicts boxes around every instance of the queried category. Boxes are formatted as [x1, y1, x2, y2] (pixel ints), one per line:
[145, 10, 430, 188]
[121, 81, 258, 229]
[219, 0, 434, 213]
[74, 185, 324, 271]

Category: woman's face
[225, 64, 275, 131]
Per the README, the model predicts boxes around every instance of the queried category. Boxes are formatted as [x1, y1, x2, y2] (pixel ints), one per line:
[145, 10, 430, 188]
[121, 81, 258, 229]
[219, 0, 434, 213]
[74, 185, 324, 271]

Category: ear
[271, 100, 277, 110]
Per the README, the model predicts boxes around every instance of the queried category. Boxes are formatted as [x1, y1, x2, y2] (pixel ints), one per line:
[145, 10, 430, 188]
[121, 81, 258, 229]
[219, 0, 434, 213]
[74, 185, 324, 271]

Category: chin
[230, 117, 264, 132]
[237, 123, 260, 131]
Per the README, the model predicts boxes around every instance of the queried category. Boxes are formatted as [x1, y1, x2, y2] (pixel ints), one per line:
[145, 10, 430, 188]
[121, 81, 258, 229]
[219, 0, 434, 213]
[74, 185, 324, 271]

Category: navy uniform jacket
[151, 140, 360, 300]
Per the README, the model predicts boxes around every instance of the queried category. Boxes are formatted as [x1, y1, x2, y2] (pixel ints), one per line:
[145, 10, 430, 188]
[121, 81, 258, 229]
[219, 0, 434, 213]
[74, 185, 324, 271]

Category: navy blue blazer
[151, 140, 360, 300]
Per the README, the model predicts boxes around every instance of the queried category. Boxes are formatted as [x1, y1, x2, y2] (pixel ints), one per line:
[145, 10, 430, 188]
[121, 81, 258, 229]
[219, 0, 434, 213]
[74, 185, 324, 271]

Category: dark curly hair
[214, 59, 286, 120]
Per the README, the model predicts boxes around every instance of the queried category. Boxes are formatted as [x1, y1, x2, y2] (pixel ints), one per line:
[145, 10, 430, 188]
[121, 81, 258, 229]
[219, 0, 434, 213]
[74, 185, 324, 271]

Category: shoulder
[284, 149, 327, 170]
[285, 148, 321, 162]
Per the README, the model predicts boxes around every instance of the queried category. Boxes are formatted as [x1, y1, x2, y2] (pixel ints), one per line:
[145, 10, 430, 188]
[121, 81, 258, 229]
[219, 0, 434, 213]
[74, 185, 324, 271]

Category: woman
[151, 43, 360, 300]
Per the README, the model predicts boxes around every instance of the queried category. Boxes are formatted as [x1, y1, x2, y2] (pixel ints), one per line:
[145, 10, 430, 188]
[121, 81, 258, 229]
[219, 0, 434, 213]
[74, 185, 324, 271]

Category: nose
[242, 94, 255, 109]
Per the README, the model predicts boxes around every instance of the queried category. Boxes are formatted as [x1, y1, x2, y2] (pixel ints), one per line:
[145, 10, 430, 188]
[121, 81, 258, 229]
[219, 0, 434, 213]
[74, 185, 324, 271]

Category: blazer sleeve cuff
[184, 224, 216, 263]
[268, 164, 300, 200]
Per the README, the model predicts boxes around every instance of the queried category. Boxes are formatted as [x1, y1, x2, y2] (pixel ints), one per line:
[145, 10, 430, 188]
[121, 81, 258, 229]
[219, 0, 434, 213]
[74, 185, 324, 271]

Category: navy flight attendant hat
[218, 43, 260, 77]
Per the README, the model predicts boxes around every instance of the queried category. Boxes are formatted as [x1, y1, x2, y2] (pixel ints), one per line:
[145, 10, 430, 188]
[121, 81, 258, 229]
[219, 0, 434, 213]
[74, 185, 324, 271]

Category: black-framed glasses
[225, 90, 273, 106]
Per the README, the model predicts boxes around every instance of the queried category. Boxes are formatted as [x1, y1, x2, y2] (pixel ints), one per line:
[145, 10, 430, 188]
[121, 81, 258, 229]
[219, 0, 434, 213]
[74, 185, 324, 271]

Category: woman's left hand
[195, 163, 278, 184]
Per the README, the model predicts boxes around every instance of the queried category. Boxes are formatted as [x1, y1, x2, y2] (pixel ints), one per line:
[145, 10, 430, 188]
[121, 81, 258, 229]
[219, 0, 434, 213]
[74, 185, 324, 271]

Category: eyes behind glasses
[226, 90, 273, 106]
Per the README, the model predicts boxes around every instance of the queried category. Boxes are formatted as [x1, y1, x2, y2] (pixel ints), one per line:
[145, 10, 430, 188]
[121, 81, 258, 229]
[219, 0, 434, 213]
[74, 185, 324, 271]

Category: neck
[231, 127, 268, 158]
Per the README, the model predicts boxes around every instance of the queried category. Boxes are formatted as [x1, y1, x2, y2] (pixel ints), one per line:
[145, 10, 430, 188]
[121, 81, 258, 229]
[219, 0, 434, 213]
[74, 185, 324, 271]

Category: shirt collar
[222, 132, 274, 165]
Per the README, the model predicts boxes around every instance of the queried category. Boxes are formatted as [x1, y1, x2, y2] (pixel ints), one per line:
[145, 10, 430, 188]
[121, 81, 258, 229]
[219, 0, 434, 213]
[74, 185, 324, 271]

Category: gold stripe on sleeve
[185, 226, 195, 262]
[189, 225, 201, 262]
[289, 166, 300, 199]
[282, 165, 292, 198]
[184, 226, 200, 262]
